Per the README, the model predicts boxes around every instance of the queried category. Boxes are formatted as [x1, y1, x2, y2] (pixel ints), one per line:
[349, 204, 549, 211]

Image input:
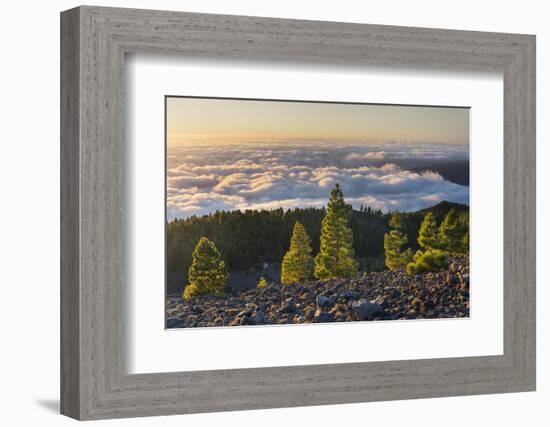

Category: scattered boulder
[317, 295, 330, 307]
[424, 300, 436, 311]
[166, 317, 185, 329]
[352, 299, 384, 321]
[254, 311, 267, 324]
[165, 256, 470, 328]
[304, 307, 316, 321]
[314, 309, 335, 323]
[280, 299, 297, 314]
[458, 273, 470, 289]
[239, 315, 257, 326]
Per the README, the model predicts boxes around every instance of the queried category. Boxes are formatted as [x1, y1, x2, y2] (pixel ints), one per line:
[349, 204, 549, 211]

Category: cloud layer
[167, 141, 469, 220]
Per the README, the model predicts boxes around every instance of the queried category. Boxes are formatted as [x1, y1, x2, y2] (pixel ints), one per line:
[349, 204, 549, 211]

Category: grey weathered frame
[60, 5, 536, 421]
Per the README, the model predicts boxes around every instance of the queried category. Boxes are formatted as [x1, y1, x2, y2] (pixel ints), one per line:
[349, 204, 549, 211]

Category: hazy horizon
[167, 97, 469, 146]
[166, 97, 469, 221]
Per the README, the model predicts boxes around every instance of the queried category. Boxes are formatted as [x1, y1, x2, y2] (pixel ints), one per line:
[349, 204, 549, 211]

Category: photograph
[165, 96, 470, 329]
[52, 4, 537, 421]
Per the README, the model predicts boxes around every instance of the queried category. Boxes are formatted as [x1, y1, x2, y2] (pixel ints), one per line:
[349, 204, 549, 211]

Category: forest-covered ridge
[166, 200, 468, 294]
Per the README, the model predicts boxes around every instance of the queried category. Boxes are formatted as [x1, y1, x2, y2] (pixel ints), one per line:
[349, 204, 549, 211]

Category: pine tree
[314, 184, 359, 279]
[439, 209, 467, 254]
[281, 222, 315, 284]
[183, 237, 229, 300]
[403, 247, 414, 265]
[257, 276, 268, 289]
[418, 212, 440, 250]
[384, 212, 411, 270]
[460, 212, 470, 253]
[406, 248, 449, 274]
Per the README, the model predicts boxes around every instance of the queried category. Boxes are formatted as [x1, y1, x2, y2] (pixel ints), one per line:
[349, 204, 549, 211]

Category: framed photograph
[61, 6, 536, 420]
[164, 96, 471, 328]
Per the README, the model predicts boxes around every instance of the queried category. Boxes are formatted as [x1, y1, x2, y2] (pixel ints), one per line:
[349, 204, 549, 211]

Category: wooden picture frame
[60, 5, 536, 420]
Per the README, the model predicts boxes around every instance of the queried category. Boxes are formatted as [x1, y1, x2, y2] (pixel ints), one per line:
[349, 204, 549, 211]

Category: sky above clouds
[167, 97, 469, 146]
[166, 97, 469, 221]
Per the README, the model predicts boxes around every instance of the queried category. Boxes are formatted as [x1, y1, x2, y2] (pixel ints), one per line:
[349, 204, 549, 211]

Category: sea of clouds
[166, 141, 469, 220]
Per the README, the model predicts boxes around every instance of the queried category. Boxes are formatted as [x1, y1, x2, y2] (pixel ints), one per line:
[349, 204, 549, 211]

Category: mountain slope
[166, 201, 468, 294]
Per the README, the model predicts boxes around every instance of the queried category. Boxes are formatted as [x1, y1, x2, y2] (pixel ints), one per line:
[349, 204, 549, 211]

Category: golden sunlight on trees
[438, 209, 469, 254]
[384, 212, 413, 270]
[257, 276, 268, 289]
[406, 249, 449, 274]
[281, 221, 315, 284]
[314, 184, 359, 279]
[183, 237, 229, 300]
[406, 210, 469, 275]
[418, 212, 440, 250]
[176, 186, 471, 300]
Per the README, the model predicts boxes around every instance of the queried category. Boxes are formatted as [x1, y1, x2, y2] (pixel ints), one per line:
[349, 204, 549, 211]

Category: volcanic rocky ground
[166, 256, 469, 328]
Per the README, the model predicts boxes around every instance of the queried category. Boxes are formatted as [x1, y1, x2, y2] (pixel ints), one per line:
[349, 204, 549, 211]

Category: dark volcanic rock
[254, 311, 267, 324]
[352, 299, 384, 321]
[316, 295, 330, 307]
[166, 256, 470, 328]
[280, 299, 297, 313]
[314, 309, 335, 323]
[166, 317, 185, 329]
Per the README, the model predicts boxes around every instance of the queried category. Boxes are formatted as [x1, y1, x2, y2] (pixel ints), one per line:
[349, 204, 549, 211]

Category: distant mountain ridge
[419, 200, 468, 218]
[406, 160, 469, 186]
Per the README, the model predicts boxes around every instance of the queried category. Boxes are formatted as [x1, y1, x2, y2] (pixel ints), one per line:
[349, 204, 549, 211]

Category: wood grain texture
[60, 5, 536, 420]
[60, 7, 80, 419]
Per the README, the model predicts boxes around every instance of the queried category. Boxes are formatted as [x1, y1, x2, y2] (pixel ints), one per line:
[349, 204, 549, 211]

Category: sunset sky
[167, 97, 469, 146]
[166, 97, 470, 220]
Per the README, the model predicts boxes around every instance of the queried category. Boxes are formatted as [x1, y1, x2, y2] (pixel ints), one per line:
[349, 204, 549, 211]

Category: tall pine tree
[384, 212, 413, 270]
[183, 237, 229, 300]
[418, 212, 440, 249]
[314, 184, 359, 279]
[281, 221, 314, 284]
[438, 209, 468, 254]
